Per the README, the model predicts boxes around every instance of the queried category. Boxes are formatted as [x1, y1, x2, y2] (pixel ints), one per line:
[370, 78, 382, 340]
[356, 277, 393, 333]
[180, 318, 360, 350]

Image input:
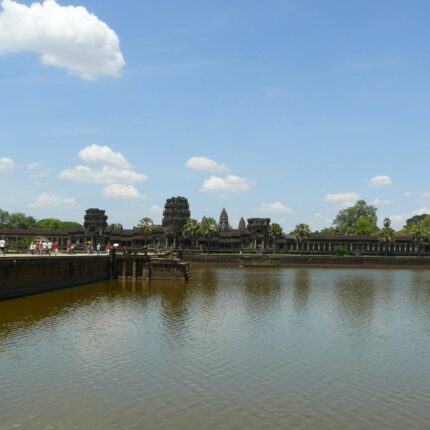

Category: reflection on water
[1, 267, 430, 430]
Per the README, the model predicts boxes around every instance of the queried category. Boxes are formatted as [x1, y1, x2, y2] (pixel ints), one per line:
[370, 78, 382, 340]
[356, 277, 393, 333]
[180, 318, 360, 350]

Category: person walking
[0, 238, 5, 256]
[30, 242, 35, 255]
[96, 243, 101, 256]
[53, 241, 59, 256]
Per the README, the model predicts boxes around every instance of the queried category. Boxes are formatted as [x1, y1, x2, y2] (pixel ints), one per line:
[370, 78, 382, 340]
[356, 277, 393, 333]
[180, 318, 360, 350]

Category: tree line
[0, 209, 81, 230]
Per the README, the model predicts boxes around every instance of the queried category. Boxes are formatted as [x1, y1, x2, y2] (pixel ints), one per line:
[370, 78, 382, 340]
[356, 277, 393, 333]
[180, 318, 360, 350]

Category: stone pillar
[132, 261, 137, 279]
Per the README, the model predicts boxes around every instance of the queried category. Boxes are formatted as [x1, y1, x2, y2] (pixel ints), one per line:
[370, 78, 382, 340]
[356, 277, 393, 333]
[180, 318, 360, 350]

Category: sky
[0, 0, 429, 231]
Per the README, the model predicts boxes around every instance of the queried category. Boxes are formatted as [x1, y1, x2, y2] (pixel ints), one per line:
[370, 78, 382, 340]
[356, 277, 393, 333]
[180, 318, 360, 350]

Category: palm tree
[137, 217, 154, 236]
[293, 223, 311, 255]
[200, 217, 218, 249]
[410, 225, 426, 255]
[268, 223, 284, 248]
[379, 218, 395, 255]
[183, 219, 201, 248]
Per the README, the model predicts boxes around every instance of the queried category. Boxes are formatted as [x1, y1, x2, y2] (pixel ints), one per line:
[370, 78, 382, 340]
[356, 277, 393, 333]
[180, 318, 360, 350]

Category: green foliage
[200, 217, 218, 238]
[406, 214, 428, 226]
[332, 200, 377, 234]
[379, 218, 395, 245]
[0, 209, 9, 228]
[420, 215, 430, 234]
[293, 224, 311, 255]
[35, 218, 81, 230]
[268, 223, 283, 239]
[293, 224, 311, 242]
[183, 219, 201, 245]
[109, 223, 123, 229]
[334, 246, 348, 256]
[410, 224, 426, 243]
[354, 217, 379, 235]
[5, 212, 37, 229]
[138, 217, 154, 235]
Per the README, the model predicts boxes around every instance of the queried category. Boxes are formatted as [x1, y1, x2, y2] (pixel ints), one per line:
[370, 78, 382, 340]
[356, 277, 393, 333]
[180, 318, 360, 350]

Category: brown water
[1, 267, 430, 430]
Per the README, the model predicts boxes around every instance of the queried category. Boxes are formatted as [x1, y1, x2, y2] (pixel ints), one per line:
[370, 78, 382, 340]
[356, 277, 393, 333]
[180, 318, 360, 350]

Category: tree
[200, 217, 218, 248]
[420, 215, 430, 235]
[332, 200, 377, 234]
[293, 223, 311, 255]
[35, 218, 81, 230]
[138, 217, 154, 235]
[354, 217, 379, 235]
[406, 214, 429, 227]
[268, 223, 283, 248]
[410, 224, 426, 254]
[183, 219, 201, 248]
[7, 212, 36, 229]
[109, 223, 123, 229]
[0, 209, 10, 228]
[379, 218, 395, 255]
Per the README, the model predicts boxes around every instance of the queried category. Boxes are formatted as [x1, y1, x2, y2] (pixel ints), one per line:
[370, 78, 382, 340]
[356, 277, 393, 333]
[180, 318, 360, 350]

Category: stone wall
[0, 257, 110, 301]
[184, 253, 430, 268]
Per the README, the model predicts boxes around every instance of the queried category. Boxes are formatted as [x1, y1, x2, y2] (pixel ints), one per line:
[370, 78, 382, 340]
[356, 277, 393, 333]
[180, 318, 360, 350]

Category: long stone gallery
[1, 196, 429, 255]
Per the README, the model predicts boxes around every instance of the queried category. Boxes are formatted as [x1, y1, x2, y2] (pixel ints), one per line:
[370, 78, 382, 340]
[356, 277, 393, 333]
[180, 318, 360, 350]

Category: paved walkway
[0, 253, 109, 258]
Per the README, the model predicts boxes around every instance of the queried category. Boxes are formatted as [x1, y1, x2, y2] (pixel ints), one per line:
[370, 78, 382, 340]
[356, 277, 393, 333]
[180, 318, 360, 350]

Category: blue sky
[0, 0, 429, 230]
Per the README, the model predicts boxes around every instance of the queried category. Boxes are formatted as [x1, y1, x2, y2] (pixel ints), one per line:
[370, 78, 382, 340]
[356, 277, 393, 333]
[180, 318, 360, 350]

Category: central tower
[162, 196, 191, 247]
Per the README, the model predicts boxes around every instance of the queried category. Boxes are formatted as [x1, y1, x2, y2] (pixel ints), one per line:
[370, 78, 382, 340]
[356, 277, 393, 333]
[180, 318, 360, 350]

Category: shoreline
[184, 254, 430, 269]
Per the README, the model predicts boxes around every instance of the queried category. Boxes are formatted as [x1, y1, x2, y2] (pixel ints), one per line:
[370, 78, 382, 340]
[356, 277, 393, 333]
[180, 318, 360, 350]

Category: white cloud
[372, 198, 393, 207]
[0, 157, 14, 172]
[201, 175, 253, 197]
[369, 175, 392, 186]
[79, 145, 131, 168]
[0, 0, 125, 79]
[27, 161, 41, 169]
[186, 156, 229, 172]
[421, 192, 430, 199]
[254, 202, 293, 214]
[29, 192, 77, 208]
[314, 212, 322, 218]
[404, 192, 412, 198]
[59, 165, 147, 184]
[323, 192, 360, 207]
[389, 207, 430, 228]
[101, 184, 143, 199]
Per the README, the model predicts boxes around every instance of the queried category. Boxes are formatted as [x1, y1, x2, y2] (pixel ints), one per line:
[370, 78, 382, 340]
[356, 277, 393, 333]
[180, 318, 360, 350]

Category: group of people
[29, 241, 60, 255]
[0, 239, 117, 256]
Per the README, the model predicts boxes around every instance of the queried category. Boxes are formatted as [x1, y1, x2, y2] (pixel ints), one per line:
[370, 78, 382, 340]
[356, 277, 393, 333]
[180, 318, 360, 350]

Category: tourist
[48, 241, 53, 255]
[96, 243, 101, 256]
[35, 241, 40, 255]
[53, 241, 59, 256]
[42, 241, 48, 255]
[106, 243, 112, 255]
[29, 242, 35, 255]
[0, 238, 5, 256]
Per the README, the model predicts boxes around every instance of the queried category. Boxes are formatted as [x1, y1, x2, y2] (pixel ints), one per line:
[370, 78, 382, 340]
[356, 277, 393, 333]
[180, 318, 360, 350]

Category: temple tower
[84, 208, 108, 245]
[162, 197, 191, 247]
[218, 208, 231, 232]
[238, 217, 246, 231]
[247, 218, 271, 249]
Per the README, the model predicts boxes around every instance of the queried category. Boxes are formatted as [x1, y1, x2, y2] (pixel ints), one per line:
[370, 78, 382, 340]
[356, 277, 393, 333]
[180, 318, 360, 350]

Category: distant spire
[239, 217, 246, 230]
[218, 208, 231, 232]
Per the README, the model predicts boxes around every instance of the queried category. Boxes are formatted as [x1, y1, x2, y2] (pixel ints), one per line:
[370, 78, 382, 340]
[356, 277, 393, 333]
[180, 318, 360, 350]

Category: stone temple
[0, 197, 429, 255]
[218, 208, 231, 232]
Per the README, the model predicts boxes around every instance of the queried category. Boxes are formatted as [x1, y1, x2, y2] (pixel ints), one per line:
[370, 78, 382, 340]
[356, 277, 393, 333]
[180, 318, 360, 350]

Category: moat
[1, 267, 429, 429]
